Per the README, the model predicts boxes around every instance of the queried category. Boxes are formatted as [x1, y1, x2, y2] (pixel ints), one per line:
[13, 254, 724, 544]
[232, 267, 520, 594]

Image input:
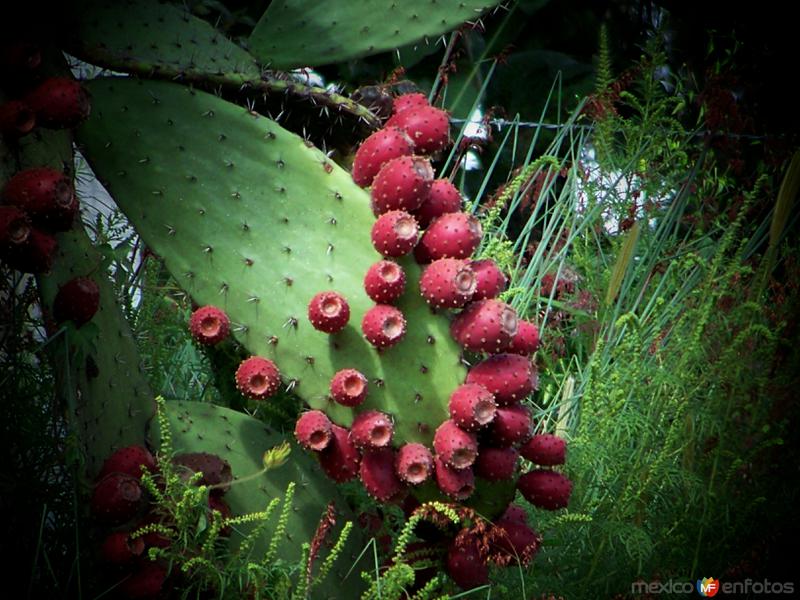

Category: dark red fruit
[0, 205, 31, 249]
[0, 100, 36, 137]
[520, 433, 566, 466]
[352, 126, 414, 187]
[364, 260, 406, 303]
[434, 456, 474, 500]
[386, 105, 451, 154]
[517, 469, 572, 510]
[412, 178, 462, 228]
[24, 76, 91, 129]
[507, 319, 540, 355]
[486, 405, 532, 447]
[500, 504, 528, 524]
[371, 155, 433, 214]
[1, 167, 77, 231]
[91, 473, 144, 524]
[361, 304, 406, 348]
[419, 258, 476, 309]
[172, 452, 232, 490]
[416, 212, 482, 261]
[350, 410, 393, 449]
[294, 410, 333, 451]
[53, 277, 100, 327]
[392, 92, 429, 114]
[235, 356, 281, 400]
[307, 290, 350, 333]
[330, 368, 368, 407]
[370, 210, 419, 257]
[1, 41, 41, 71]
[448, 383, 496, 431]
[465, 353, 536, 406]
[433, 420, 478, 469]
[208, 494, 233, 535]
[360, 447, 405, 501]
[188, 305, 230, 345]
[319, 424, 361, 482]
[120, 562, 167, 599]
[492, 519, 540, 564]
[100, 531, 145, 565]
[470, 259, 507, 301]
[474, 446, 519, 481]
[446, 532, 488, 589]
[451, 299, 518, 354]
[2, 227, 56, 273]
[98, 445, 156, 481]
[395, 443, 434, 485]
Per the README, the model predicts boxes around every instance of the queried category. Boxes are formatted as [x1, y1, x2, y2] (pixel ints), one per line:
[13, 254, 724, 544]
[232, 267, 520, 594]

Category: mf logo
[696, 577, 720, 597]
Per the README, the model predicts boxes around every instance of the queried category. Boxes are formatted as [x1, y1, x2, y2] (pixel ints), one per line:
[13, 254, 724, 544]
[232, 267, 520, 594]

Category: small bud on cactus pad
[451, 299, 518, 354]
[3, 227, 57, 273]
[446, 531, 488, 589]
[294, 410, 333, 451]
[474, 446, 519, 481]
[433, 420, 479, 469]
[520, 433, 566, 466]
[370, 210, 419, 257]
[100, 531, 145, 565]
[24, 76, 91, 129]
[0, 205, 31, 249]
[470, 259, 508, 301]
[53, 277, 100, 327]
[91, 473, 144, 524]
[120, 562, 168, 600]
[491, 519, 541, 564]
[1, 167, 77, 231]
[307, 291, 350, 333]
[419, 258, 476, 309]
[395, 443, 434, 484]
[352, 126, 414, 187]
[392, 92, 429, 114]
[319, 424, 361, 482]
[361, 304, 406, 348]
[188, 305, 230, 345]
[412, 178, 462, 228]
[448, 383, 496, 431]
[350, 410, 393, 449]
[517, 469, 573, 510]
[386, 105, 451, 154]
[416, 212, 482, 261]
[0, 100, 36, 137]
[364, 260, 406, 303]
[465, 353, 536, 406]
[173, 452, 233, 490]
[434, 456, 475, 500]
[98, 445, 156, 481]
[486, 405, 532, 447]
[370, 156, 433, 214]
[330, 368, 369, 407]
[507, 319, 540, 355]
[235, 356, 281, 400]
[360, 447, 405, 501]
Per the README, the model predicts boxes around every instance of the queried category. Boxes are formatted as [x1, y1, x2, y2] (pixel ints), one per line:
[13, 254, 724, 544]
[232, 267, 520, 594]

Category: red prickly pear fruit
[359, 447, 405, 501]
[448, 383, 496, 431]
[412, 178, 462, 228]
[91, 473, 144, 524]
[3, 227, 57, 273]
[1, 41, 42, 71]
[395, 443, 434, 485]
[370, 210, 419, 257]
[0, 100, 36, 137]
[120, 562, 168, 599]
[392, 92, 429, 115]
[188, 305, 230, 345]
[517, 469, 573, 510]
[413, 238, 434, 265]
[330, 368, 369, 407]
[433, 420, 479, 469]
[492, 519, 540, 564]
[486, 405, 532, 447]
[319, 424, 361, 482]
[364, 260, 406, 304]
[98, 445, 156, 481]
[470, 259, 507, 301]
[465, 353, 536, 406]
[172, 452, 233, 490]
[500, 504, 528, 524]
[350, 410, 393, 449]
[508, 319, 539, 355]
[419, 258, 476, 309]
[370, 155, 433, 214]
[352, 126, 414, 187]
[434, 456, 475, 500]
[520, 433, 566, 466]
[416, 212, 482, 261]
[235, 356, 281, 400]
[361, 304, 406, 348]
[135, 515, 172, 550]
[208, 494, 233, 535]
[386, 105, 451, 154]
[100, 531, 145, 565]
[451, 299, 518, 354]
[53, 277, 100, 327]
[446, 532, 488, 589]
[474, 446, 519, 481]
[1, 167, 77, 231]
[294, 410, 333, 451]
[0, 205, 31, 249]
[24, 76, 91, 129]
[307, 290, 350, 333]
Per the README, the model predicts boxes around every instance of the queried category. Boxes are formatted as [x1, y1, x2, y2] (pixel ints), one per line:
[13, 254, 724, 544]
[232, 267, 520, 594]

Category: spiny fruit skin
[465, 353, 536, 406]
[359, 447, 405, 501]
[364, 260, 406, 304]
[350, 410, 394, 449]
[188, 305, 230, 346]
[330, 368, 369, 407]
[53, 277, 100, 327]
[392, 92, 429, 115]
[235, 356, 281, 400]
[3, 227, 57, 273]
[395, 443, 434, 485]
[470, 259, 508, 301]
[419, 258, 476, 309]
[412, 178, 462, 228]
[451, 299, 519, 354]
[98, 445, 156, 481]
[500, 504, 528, 524]
[446, 532, 488, 589]
[433, 420, 479, 469]
[386, 105, 451, 154]
[370, 210, 419, 257]
[0, 205, 31, 249]
[91, 473, 144, 524]
[361, 304, 406, 349]
[507, 319, 540, 356]
[294, 410, 333, 451]
[517, 470, 573, 510]
[24, 76, 91, 129]
[434, 456, 475, 500]
[0, 100, 36, 136]
[474, 446, 519, 481]
[120, 562, 168, 600]
[370, 155, 433, 214]
[486, 405, 532, 447]
[448, 383, 497, 431]
[319, 424, 361, 483]
[492, 519, 541, 564]
[352, 126, 414, 187]
[416, 212, 482, 261]
[1, 167, 77, 231]
[520, 433, 566, 466]
[307, 290, 350, 333]
[100, 531, 144, 565]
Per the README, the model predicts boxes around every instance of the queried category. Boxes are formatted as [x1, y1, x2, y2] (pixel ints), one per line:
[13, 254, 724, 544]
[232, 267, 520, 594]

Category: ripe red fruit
[433, 420, 478, 469]
[474, 446, 519, 481]
[98, 445, 156, 481]
[364, 260, 406, 303]
[172, 452, 232, 490]
[91, 473, 144, 524]
[416, 212, 482, 261]
[412, 178, 462, 228]
[330, 368, 368, 407]
[235, 356, 281, 400]
[486, 405, 532, 447]
[395, 443, 434, 485]
[517, 469, 573, 510]
[207, 494, 233, 535]
[53, 277, 100, 327]
[350, 410, 393, 449]
[470, 259, 507, 301]
[448, 383, 496, 431]
[419, 258, 476, 309]
[0, 100, 36, 137]
[392, 92, 429, 115]
[500, 504, 528, 524]
[120, 562, 168, 599]
[307, 291, 350, 333]
[0, 41, 41, 71]
[0, 205, 31, 249]
[101, 531, 144, 565]
[352, 126, 414, 187]
[465, 353, 536, 406]
[508, 319, 539, 355]
[491, 519, 540, 564]
[360, 447, 404, 501]
[294, 410, 333, 451]
[451, 299, 518, 354]
[188, 305, 230, 345]
[386, 105, 451, 154]
[1, 167, 77, 231]
[446, 532, 488, 589]
[3, 227, 57, 272]
[370, 210, 419, 257]
[361, 304, 406, 348]
[24, 76, 91, 129]
[434, 456, 474, 500]
[520, 433, 566, 466]
[370, 156, 433, 214]
[319, 424, 361, 482]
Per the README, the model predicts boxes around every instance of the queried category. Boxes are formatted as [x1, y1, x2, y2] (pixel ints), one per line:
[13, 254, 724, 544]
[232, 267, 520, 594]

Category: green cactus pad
[249, 0, 502, 69]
